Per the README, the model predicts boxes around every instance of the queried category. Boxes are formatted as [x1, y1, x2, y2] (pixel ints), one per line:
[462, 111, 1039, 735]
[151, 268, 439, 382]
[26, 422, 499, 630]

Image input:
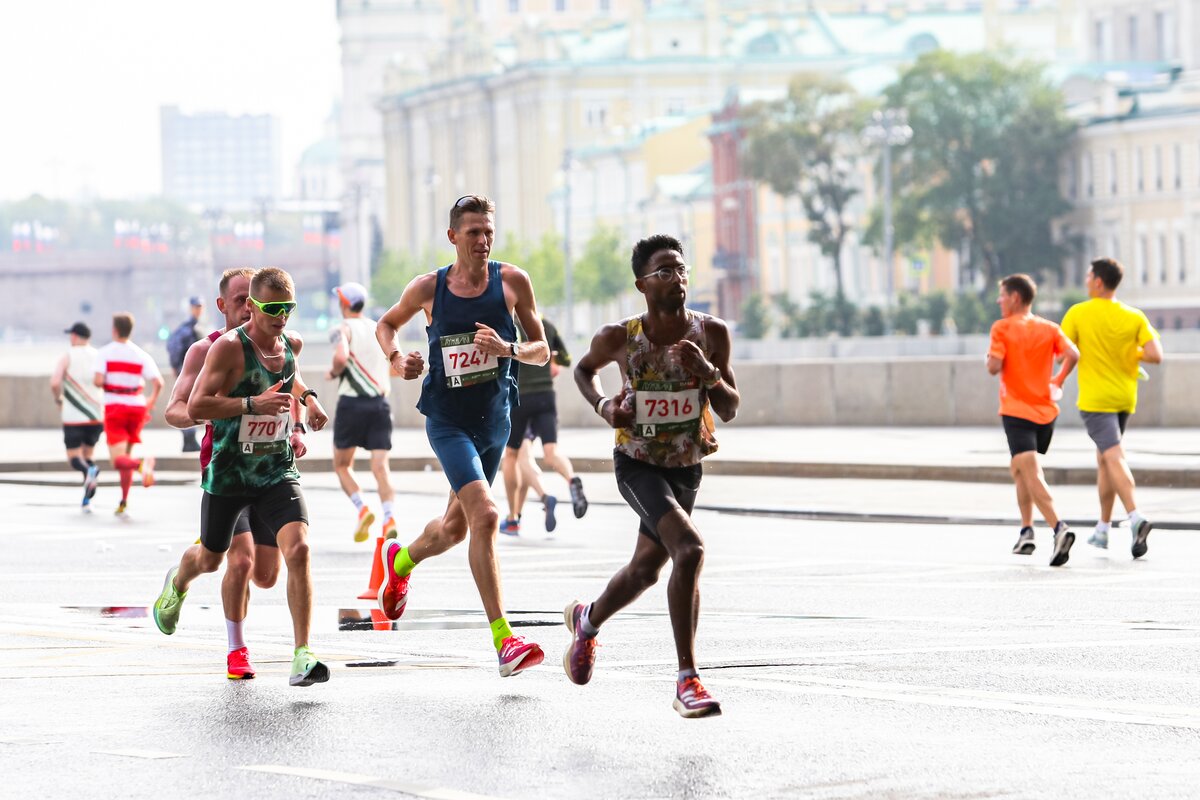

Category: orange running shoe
[381, 517, 398, 540]
[140, 455, 156, 488]
[354, 506, 375, 542]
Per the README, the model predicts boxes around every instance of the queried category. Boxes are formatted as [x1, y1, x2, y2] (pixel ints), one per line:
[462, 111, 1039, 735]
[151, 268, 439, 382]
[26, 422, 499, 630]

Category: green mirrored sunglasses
[249, 296, 297, 317]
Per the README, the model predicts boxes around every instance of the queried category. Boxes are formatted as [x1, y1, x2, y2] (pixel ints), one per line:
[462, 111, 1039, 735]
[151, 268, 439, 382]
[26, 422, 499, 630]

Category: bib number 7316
[633, 379, 701, 437]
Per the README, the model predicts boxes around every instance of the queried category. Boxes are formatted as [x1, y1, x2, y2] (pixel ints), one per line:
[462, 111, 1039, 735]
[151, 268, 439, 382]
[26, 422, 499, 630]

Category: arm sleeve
[1136, 312, 1159, 346]
[987, 322, 1005, 360]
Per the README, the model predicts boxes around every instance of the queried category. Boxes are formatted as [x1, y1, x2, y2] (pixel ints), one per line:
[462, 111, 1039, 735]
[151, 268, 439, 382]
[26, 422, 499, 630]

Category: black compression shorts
[613, 451, 702, 546]
[200, 479, 307, 553]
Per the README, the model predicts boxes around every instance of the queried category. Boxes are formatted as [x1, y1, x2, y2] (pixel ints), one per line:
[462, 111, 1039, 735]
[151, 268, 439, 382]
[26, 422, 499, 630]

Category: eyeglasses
[249, 296, 297, 317]
[642, 265, 689, 282]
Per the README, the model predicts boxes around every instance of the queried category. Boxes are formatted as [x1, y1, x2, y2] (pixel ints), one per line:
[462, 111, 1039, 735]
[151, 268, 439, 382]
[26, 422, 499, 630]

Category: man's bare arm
[700, 318, 739, 423]
[377, 272, 435, 379]
[50, 353, 68, 403]
[574, 323, 631, 429]
[505, 266, 550, 366]
[165, 338, 211, 428]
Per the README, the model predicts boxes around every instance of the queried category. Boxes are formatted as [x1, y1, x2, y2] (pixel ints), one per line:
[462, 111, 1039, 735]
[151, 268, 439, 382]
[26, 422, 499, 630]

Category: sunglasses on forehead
[453, 195, 475, 208]
[249, 296, 297, 317]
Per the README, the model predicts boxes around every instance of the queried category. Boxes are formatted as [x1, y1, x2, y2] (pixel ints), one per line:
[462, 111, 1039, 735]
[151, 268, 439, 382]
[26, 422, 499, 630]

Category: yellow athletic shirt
[1060, 298, 1158, 414]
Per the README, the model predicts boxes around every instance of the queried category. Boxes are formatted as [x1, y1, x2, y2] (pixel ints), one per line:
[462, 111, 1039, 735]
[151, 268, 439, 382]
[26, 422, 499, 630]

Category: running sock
[69, 456, 89, 477]
[226, 619, 246, 652]
[381, 500, 394, 521]
[1053, 521, 1068, 534]
[678, 668, 698, 682]
[1095, 521, 1111, 533]
[392, 546, 417, 578]
[113, 457, 139, 503]
[1129, 510, 1145, 529]
[490, 617, 514, 651]
[349, 492, 365, 511]
[580, 603, 600, 638]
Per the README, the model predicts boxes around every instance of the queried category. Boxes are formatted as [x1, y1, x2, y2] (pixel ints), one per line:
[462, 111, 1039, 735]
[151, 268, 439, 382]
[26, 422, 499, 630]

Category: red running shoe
[377, 541, 410, 621]
[226, 647, 256, 680]
[498, 635, 543, 677]
[562, 600, 597, 685]
[673, 675, 722, 718]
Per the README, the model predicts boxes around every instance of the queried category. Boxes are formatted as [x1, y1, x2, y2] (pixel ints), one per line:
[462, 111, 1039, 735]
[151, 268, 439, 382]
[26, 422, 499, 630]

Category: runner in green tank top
[151, 267, 333, 687]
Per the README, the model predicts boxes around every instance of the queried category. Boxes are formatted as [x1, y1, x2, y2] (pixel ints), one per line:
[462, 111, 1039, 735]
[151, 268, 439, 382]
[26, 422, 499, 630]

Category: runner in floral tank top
[570, 234, 739, 719]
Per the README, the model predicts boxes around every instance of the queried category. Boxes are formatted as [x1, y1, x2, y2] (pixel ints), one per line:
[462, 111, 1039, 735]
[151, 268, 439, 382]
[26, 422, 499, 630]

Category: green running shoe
[152, 566, 186, 635]
[289, 646, 330, 687]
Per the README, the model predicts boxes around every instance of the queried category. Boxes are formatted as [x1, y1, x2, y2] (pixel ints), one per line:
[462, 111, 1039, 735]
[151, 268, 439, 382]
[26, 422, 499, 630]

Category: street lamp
[561, 148, 575, 341]
[862, 108, 913, 306]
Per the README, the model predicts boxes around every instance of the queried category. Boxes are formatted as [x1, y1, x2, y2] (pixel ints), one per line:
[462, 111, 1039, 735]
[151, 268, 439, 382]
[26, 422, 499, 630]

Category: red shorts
[104, 405, 148, 446]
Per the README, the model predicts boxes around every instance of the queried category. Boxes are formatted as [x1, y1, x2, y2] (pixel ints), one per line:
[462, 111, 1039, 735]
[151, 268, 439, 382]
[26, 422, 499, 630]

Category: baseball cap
[333, 282, 368, 307]
[188, 295, 203, 307]
[64, 321, 91, 338]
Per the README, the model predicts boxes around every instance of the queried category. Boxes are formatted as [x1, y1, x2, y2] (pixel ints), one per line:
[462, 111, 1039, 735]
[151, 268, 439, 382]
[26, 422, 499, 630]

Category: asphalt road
[4, 476, 1200, 800]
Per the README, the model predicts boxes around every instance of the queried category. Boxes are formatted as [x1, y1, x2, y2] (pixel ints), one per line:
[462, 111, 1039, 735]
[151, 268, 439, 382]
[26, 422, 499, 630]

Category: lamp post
[862, 108, 913, 306]
[561, 148, 575, 341]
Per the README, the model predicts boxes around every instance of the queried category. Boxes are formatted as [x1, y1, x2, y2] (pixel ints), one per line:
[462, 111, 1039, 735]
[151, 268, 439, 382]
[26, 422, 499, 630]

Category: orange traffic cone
[370, 608, 393, 631]
[357, 536, 385, 600]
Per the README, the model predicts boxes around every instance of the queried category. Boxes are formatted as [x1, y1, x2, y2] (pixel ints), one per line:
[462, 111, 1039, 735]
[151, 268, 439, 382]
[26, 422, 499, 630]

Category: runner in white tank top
[50, 322, 105, 510]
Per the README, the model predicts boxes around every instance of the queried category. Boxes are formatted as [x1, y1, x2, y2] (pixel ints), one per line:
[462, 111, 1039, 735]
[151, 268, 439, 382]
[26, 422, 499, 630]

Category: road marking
[94, 748, 185, 759]
[0, 736, 63, 745]
[241, 765, 501, 799]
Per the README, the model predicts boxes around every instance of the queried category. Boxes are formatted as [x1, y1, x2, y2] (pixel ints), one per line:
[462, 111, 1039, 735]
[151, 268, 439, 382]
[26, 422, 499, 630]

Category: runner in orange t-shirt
[986, 274, 1079, 566]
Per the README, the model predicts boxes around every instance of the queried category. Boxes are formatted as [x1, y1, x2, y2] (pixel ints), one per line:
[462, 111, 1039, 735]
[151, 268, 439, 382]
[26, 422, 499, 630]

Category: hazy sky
[0, 0, 341, 202]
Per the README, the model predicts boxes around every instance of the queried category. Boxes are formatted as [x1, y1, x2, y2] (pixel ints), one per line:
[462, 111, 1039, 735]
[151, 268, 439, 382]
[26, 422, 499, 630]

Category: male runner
[327, 281, 397, 541]
[1061, 257, 1163, 558]
[50, 321, 103, 511]
[375, 193, 550, 677]
[152, 267, 331, 686]
[162, 268, 293, 679]
[567, 234, 738, 718]
[94, 312, 163, 516]
[500, 315, 588, 534]
[168, 296, 205, 452]
[986, 274, 1079, 566]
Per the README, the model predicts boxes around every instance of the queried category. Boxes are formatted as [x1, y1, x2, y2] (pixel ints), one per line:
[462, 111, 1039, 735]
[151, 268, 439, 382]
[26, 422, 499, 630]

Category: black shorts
[613, 451, 702, 546]
[63, 424, 103, 449]
[1001, 415, 1056, 457]
[333, 395, 393, 451]
[200, 480, 307, 553]
[506, 392, 558, 449]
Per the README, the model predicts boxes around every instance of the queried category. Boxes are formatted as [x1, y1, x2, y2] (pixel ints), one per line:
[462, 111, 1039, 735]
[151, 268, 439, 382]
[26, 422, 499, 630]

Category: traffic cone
[370, 608, 393, 631]
[357, 536, 385, 600]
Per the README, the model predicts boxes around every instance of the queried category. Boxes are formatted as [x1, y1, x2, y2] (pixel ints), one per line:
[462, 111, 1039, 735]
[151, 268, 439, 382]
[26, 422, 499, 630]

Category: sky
[0, 0, 341, 202]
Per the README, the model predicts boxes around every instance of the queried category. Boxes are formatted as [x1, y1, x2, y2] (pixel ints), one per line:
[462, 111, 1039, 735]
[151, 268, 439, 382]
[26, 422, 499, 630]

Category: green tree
[951, 291, 992, 334]
[573, 226, 629, 304]
[741, 74, 872, 334]
[883, 50, 1076, 295]
[924, 291, 951, 334]
[371, 247, 450, 308]
[772, 292, 805, 337]
[492, 233, 565, 306]
[740, 292, 771, 339]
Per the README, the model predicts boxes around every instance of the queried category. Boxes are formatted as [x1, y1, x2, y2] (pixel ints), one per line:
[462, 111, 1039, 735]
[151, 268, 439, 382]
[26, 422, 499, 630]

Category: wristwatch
[509, 341, 518, 357]
[300, 389, 318, 403]
[293, 422, 307, 434]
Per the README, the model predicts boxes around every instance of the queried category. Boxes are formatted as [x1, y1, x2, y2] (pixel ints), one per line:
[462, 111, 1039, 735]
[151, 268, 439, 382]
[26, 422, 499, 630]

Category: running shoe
[114, 501, 128, 518]
[562, 600, 597, 685]
[140, 455, 156, 488]
[381, 517, 398, 540]
[84, 464, 99, 501]
[227, 647, 256, 680]
[1132, 517, 1154, 559]
[289, 646, 330, 687]
[543, 495, 558, 533]
[1088, 528, 1109, 549]
[498, 635, 544, 677]
[1049, 522, 1075, 568]
[354, 506, 375, 543]
[377, 541, 411, 620]
[673, 675, 722, 719]
[1011, 526, 1035, 555]
[152, 566, 186, 635]
[569, 476, 588, 518]
[500, 517, 521, 536]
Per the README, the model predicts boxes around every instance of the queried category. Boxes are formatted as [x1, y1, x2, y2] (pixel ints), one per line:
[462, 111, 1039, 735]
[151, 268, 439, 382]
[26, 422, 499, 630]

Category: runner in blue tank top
[375, 194, 551, 677]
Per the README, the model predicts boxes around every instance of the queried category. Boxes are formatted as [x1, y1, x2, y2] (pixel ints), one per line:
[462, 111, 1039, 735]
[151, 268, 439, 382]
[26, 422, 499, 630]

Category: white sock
[226, 618, 246, 652]
[349, 492, 364, 511]
[678, 668, 698, 682]
[381, 500, 394, 521]
[1129, 510, 1144, 528]
[580, 603, 600, 638]
[1095, 521, 1111, 533]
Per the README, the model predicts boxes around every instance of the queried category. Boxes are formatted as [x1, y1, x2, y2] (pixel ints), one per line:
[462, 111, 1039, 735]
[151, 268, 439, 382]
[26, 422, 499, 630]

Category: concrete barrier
[3, 355, 1192, 428]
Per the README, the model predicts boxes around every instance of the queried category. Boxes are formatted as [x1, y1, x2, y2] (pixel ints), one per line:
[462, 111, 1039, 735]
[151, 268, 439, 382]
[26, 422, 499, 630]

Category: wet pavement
[4, 474, 1200, 799]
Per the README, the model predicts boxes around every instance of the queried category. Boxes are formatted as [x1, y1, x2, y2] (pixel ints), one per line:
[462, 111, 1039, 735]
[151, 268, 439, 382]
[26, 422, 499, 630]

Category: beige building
[1081, 0, 1198, 66]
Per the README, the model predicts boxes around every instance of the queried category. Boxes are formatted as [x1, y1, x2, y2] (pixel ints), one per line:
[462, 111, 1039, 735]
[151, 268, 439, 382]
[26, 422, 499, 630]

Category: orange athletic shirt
[988, 314, 1071, 425]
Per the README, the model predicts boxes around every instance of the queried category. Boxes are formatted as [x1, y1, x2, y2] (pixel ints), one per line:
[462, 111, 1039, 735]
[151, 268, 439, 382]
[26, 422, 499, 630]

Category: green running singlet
[201, 327, 299, 496]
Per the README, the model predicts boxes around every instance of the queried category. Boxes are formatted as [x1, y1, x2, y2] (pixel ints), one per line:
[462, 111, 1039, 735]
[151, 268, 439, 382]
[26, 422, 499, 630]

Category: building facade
[159, 106, 282, 211]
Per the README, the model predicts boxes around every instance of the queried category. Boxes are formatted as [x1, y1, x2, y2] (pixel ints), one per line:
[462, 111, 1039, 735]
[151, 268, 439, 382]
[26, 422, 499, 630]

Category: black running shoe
[1050, 522, 1075, 567]
[569, 476, 588, 518]
[1131, 518, 1153, 559]
[1012, 527, 1035, 555]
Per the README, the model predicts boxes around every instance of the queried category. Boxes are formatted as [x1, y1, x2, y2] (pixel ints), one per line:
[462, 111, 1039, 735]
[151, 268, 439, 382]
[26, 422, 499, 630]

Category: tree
[371, 247, 449, 309]
[740, 292, 771, 339]
[741, 74, 872, 334]
[883, 50, 1076, 296]
[573, 226, 629, 304]
[492, 233, 565, 306]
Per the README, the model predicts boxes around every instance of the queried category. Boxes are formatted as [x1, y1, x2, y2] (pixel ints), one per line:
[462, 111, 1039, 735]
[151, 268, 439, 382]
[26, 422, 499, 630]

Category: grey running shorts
[1081, 410, 1130, 453]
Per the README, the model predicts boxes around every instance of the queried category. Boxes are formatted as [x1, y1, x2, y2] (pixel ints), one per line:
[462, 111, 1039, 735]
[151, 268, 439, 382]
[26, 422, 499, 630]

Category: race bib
[633, 379, 701, 437]
[237, 412, 291, 455]
[440, 332, 499, 389]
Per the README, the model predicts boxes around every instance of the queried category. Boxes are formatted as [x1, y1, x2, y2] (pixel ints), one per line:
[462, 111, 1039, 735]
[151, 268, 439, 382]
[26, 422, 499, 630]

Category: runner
[566, 234, 738, 718]
[152, 267, 332, 687]
[161, 268, 292, 680]
[93, 312, 164, 517]
[985, 274, 1079, 566]
[327, 281, 397, 542]
[49, 321, 103, 511]
[500, 314, 588, 535]
[374, 193, 549, 677]
[167, 296, 205, 452]
[1061, 257, 1163, 558]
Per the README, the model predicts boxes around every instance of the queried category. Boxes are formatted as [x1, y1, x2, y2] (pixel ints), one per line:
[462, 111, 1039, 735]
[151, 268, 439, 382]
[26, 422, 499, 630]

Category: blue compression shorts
[425, 416, 511, 493]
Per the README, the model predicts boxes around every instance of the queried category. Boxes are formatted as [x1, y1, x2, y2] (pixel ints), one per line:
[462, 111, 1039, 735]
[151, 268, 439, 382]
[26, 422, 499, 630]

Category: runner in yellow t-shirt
[986, 274, 1078, 566]
[1059, 257, 1163, 558]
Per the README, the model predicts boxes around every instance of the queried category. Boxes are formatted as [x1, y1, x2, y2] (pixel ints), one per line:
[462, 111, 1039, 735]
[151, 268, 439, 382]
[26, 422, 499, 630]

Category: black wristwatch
[300, 389, 318, 404]
[292, 422, 307, 434]
[509, 342, 518, 357]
